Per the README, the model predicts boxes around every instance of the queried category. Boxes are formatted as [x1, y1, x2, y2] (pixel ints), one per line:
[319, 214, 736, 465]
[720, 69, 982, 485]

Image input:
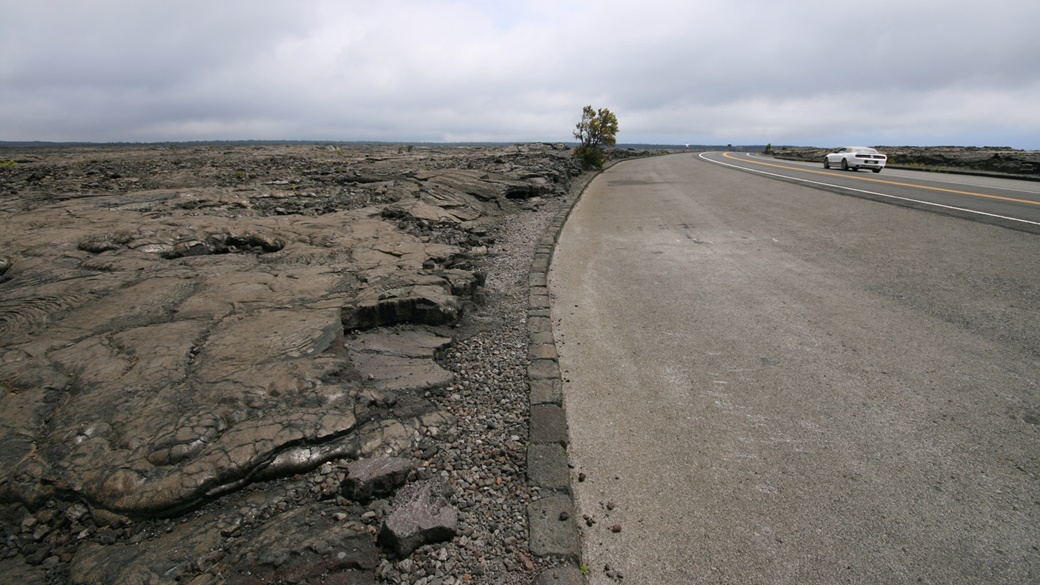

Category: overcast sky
[2, 0, 1038, 147]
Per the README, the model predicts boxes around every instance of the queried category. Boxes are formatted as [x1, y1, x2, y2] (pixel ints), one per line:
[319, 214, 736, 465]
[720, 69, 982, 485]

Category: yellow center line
[721, 152, 1040, 207]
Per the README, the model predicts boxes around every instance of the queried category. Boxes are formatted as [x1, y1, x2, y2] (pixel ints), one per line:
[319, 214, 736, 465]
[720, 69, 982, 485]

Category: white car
[824, 146, 887, 173]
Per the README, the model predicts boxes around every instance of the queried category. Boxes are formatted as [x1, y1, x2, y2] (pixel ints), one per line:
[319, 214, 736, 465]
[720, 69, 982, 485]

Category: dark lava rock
[378, 480, 458, 558]
[0, 142, 588, 583]
[343, 457, 413, 502]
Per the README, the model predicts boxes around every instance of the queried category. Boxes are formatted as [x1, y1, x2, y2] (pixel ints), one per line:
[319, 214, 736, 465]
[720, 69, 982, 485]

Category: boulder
[378, 480, 458, 557]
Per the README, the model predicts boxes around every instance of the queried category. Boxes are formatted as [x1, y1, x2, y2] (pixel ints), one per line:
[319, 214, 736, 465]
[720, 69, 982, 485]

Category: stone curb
[526, 170, 600, 582]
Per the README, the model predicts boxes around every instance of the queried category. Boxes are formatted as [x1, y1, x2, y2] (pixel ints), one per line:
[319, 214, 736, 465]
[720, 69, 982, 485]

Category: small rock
[65, 502, 90, 523]
[604, 563, 625, 580]
[343, 456, 414, 502]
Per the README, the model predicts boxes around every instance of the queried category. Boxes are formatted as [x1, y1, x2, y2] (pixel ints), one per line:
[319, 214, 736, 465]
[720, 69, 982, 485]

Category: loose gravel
[391, 195, 571, 585]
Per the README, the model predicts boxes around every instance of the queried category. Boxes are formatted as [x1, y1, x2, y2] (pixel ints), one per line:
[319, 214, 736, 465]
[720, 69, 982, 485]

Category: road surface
[549, 153, 1040, 584]
[700, 151, 1040, 232]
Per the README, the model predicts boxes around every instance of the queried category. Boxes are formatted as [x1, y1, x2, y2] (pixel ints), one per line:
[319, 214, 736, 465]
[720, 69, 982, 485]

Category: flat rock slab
[69, 500, 378, 584]
[346, 327, 454, 392]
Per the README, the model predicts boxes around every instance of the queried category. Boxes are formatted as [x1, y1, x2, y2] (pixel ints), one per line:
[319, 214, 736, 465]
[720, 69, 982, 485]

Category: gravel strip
[370, 197, 567, 584]
[364, 170, 597, 584]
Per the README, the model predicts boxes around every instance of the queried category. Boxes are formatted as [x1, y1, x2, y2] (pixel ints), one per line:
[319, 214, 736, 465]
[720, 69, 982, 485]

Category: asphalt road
[700, 151, 1040, 232]
[549, 153, 1040, 584]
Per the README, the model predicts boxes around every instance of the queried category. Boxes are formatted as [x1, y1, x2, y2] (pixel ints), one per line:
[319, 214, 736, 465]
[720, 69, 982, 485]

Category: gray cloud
[2, 0, 1038, 147]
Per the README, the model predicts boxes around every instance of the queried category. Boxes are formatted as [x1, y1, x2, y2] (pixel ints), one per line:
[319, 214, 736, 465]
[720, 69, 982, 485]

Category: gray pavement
[549, 154, 1040, 584]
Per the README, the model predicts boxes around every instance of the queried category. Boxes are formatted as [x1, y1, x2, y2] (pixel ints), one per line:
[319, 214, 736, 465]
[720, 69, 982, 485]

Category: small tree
[573, 105, 619, 169]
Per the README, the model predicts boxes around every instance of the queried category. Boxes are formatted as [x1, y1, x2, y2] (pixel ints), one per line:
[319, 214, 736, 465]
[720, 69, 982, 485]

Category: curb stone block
[529, 292, 550, 310]
[529, 329, 555, 345]
[527, 443, 570, 491]
[528, 359, 560, 381]
[528, 308, 551, 319]
[528, 343, 558, 361]
[525, 168, 600, 571]
[528, 494, 580, 560]
[528, 316, 552, 335]
[529, 404, 568, 445]
[528, 378, 562, 406]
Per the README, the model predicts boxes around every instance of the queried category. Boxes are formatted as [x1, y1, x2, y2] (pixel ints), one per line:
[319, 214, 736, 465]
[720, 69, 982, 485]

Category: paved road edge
[525, 168, 600, 585]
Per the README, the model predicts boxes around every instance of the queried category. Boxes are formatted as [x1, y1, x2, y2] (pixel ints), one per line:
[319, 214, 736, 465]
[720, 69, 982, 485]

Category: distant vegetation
[572, 105, 619, 169]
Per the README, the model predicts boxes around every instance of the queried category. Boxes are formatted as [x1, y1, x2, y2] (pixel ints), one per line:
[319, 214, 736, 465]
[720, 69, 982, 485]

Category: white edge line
[699, 152, 1040, 228]
[745, 152, 1040, 196]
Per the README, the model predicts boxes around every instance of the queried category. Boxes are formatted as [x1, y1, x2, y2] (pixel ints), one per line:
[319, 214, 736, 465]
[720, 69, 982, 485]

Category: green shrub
[572, 105, 618, 170]
[574, 145, 606, 169]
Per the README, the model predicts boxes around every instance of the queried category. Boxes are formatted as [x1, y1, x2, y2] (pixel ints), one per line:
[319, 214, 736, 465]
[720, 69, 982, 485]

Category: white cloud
[2, 0, 1038, 147]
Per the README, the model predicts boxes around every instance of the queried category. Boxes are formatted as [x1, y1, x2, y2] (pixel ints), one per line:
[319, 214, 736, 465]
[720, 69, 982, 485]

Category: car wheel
[823, 158, 830, 169]
[840, 159, 849, 171]
[872, 168, 882, 173]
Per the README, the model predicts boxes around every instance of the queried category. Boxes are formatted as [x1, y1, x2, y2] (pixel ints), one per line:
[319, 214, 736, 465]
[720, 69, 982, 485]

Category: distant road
[699, 151, 1040, 233]
[550, 153, 1040, 584]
